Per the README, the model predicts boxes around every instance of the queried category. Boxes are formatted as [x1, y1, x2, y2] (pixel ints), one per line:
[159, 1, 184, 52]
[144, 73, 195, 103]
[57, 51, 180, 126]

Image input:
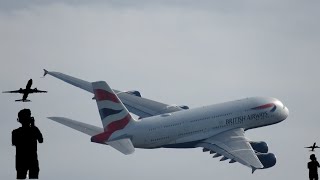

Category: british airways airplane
[44, 69, 289, 173]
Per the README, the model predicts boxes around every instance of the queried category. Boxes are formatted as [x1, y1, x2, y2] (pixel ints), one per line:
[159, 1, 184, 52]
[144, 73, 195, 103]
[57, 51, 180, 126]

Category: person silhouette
[12, 109, 43, 179]
[308, 154, 320, 180]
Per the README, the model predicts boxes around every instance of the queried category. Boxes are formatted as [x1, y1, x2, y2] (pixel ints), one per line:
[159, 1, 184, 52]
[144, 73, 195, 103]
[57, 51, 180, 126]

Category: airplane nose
[283, 106, 289, 119]
[274, 100, 289, 121]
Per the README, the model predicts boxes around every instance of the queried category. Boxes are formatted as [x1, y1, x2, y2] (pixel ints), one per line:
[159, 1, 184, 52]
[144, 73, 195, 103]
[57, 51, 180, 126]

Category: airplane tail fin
[90, 81, 136, 144]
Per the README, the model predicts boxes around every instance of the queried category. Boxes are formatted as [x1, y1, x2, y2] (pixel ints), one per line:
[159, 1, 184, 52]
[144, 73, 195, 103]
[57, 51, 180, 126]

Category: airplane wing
[305, 146, 320, 148]
[32, 89, 47, 93]
[3, 90, 21, 93]
[44, 69, 183, 118]
[115, 90, 183, 118]
[196, 128, 264, 172]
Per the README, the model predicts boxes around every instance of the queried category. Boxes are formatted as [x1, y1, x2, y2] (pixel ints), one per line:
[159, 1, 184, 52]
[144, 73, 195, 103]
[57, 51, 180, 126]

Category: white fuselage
[109, 97, 289, 149]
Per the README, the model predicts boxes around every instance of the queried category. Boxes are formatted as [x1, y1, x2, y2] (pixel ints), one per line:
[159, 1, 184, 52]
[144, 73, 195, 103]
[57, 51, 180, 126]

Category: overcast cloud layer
[0, 1, 319, 180]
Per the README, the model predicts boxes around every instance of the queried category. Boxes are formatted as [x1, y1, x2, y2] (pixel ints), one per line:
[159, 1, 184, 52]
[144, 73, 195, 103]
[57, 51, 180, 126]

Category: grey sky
[0, 1, 319, 179]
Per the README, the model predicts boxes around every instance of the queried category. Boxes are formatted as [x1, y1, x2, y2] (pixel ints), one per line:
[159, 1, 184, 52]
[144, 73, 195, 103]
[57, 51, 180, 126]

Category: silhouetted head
[18, 109, 32, 126]
[310, 154, 317, 161]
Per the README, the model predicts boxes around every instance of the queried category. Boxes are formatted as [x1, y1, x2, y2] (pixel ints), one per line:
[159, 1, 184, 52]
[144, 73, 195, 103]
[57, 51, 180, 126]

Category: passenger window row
[163, 123, 183, 128]
[178, 129, 204, 136]
[151, 136, 170, 142]
[190, 113, 233, 123]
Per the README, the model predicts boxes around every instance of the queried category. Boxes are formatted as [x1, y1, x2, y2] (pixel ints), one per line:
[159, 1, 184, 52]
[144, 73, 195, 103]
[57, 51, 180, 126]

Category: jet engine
[179, 105, 189, 110]
[257, 153, 276, 169]
[125, 90, 141, 97]
[250, 141, 268, 153]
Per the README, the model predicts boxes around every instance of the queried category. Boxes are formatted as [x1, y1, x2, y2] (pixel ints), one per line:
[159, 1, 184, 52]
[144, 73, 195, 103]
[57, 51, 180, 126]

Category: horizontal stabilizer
[48, 117, 135, 154]
[107, 138, 135, 155]
[48, 117, 103, 136]
[15, 99, 31, 102]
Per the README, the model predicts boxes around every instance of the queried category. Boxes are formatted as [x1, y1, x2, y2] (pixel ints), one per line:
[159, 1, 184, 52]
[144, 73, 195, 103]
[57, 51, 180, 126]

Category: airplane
[43, 69, 289, 173]
[305, 142, 320, 151]
[3, 79, 47, 102]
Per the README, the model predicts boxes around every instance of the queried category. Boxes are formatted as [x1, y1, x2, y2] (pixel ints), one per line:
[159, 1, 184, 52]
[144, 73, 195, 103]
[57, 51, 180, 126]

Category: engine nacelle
[257, 153, 276, 169]
[250, 141, 268, 153]
[126, 90, 141, 97]
[179, 105, 189, 110]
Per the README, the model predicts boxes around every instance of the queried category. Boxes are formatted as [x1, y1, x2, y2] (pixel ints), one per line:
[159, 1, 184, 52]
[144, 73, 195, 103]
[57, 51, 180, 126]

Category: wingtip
[43, 69, 48, 77]
[47, 116, 60, 121]
[251, 167, 257, 174]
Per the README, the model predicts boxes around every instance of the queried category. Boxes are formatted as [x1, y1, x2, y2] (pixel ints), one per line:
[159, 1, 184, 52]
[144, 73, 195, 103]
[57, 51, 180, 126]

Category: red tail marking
[91, 114, 131, 143]
[94, 89, 120, 103]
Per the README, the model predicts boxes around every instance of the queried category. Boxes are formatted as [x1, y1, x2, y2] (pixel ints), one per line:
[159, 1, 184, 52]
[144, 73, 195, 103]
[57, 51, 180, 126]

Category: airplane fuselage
[111, 97, 288, 149]
[44, 70, 289, 170]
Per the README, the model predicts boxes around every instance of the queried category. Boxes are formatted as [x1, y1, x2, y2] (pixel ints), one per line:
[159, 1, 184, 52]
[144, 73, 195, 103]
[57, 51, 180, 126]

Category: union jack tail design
[91, 81, 136, 143]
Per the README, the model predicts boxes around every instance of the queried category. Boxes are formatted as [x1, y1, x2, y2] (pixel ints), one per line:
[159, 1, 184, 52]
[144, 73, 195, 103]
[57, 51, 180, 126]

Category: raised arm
[35, 127, 43, 143]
